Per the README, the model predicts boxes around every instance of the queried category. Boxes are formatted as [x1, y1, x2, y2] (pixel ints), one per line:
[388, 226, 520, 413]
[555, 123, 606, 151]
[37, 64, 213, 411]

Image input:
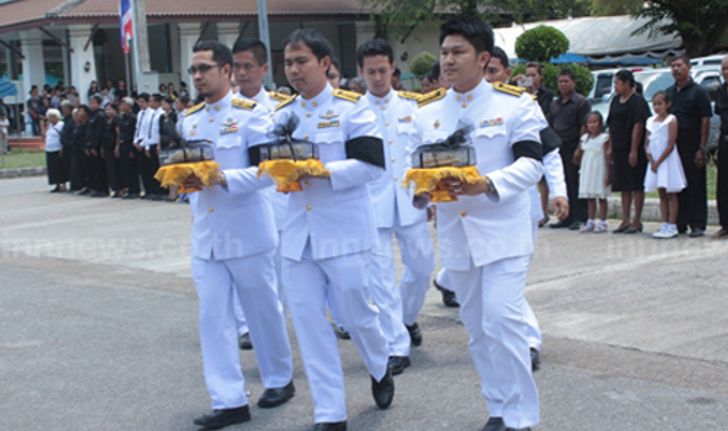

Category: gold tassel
[403, 166, 482, 202]
[154, 160, 221, 193]
[258, 159, 330, 192]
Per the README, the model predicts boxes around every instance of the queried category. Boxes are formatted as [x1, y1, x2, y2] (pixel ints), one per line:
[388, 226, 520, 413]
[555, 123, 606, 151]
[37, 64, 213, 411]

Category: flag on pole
[119, 0, 134, 54]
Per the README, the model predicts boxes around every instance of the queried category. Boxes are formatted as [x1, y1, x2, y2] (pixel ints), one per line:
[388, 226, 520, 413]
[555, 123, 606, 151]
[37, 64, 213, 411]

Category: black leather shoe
[433, 280, 459, 308]
[406, 322, 422, 347]
[371, 369, 395, 409]
[257, 380, 295, 408]
[387, 356, 411, 376]
[483, 417, 506, 431]
[89, 190, 109, 198]
[193, 405, 251, 430]
[238, 332, 253, 350]
[530, 348, 540, 372]
[689, 227, 705, 238]
[332, 323, 351, 340]
[568, 221, 582, 231]
[309, 421, 347, 431]
[549, 219, 571, 229]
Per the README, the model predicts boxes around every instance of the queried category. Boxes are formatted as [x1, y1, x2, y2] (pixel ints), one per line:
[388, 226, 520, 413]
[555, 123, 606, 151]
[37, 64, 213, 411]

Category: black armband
[512, 140, 542, 162]
[539, 127, 562, 155]
[345, 136, 385, 168]
[247, 146, 262, 166]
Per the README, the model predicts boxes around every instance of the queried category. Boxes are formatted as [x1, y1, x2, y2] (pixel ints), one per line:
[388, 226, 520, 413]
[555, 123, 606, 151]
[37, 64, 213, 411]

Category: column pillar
[178, 23, 200, 100]
[68, 25, 98, 104]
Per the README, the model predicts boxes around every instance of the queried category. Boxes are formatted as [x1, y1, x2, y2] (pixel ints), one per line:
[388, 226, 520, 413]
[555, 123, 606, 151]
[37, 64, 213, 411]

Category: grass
[0, 150, 46, 170]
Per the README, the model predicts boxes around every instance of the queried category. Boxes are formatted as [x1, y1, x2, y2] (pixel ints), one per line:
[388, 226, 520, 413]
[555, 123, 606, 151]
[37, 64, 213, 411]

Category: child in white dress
[644, 91, 686, 239]
[575, 111, 611, 233]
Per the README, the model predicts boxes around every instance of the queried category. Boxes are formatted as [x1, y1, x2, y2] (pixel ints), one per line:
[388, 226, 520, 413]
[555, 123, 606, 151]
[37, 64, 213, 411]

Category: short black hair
[193, 40, 233, 69]
[670, 54, 691, 66]
[136, 93, 150, 102]
[439, 16, 494, 54]
[586, 110, 603, 126]
[489, 46, 509, 70]
[283, 28, 334, 61]
[558, 68, 576, 81]
[232, 37, 268, 65]
[151, 93, 163, 103]
[652, 90, 670, 104]
[427, 62, 441, 82]
[77, 104, 91, 116]
[356, 39, 394, 68]
[162, 97, 174, 105]
[106, 102, 119, 112]
[90, 94, 103, 104]
[614, 69, 635, 87]
[526, 62, 543, 76]
[178, 95, 190, 106]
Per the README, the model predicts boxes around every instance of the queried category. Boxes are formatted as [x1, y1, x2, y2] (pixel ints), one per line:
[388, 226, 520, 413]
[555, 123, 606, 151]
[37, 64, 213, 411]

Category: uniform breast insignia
[220, 117, 239, 134]
[333, 88, 362, 103]
[398, 115, 413, 123]
[317, 120, 341, 129]
[397, 91, 422, 102]
[275, 95, 297, 111]
[417, 88, 447, 108]
[319, 110, 339, 120]
[185, 102, 205, 116]
[231, 98, 257, 111]
[493, 81, 526, 97]
[479, 117, 504, 128]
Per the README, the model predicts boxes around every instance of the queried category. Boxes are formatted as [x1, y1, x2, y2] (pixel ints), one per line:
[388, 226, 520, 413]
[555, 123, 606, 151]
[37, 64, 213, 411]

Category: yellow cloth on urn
[403, 166, 482, 202]
[257, 159, 330, 192]
[154, 160, 221, 193]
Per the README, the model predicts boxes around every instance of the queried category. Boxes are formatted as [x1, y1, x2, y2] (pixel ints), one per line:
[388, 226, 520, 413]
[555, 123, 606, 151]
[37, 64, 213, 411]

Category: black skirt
[46, 151, 68, 185]
[611, 145, 647, 192]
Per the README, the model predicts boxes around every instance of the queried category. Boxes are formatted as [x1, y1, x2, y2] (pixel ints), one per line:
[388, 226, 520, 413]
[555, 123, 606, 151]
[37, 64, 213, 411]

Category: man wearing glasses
[181, 40, 294, 430]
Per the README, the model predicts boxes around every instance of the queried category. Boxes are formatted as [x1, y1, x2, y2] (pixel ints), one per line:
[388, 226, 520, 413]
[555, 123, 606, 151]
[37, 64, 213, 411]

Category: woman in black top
[607, 70, 650, 233]
[101, 103, 122, 197]
[159, 97, 181, 200]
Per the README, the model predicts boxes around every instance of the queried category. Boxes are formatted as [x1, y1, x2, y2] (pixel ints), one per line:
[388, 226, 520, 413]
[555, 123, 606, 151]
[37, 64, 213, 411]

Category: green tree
[513, 63, 594, 96]
[634, 0, 728, 56]
[590, 0, 643, 15]
[515, 26, 569, 62]
[410, 51, 438, 78]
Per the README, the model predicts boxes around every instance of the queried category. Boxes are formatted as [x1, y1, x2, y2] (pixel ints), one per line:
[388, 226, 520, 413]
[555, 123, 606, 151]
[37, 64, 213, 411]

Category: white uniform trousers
[525, 186, 545, 351]
[283, 246, 389, 423]
[191, 250, 294, 409]
[447, 255, 540, 429]
[370, 220, 435, 355]
[233, 291, 249, 335]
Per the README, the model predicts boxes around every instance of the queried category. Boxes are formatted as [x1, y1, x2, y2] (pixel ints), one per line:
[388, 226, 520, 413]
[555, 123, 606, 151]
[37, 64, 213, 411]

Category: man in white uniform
[230, 37, 292, 351]
[181, 41, 294, 430]
[266, 29, 393, 431]
[357, 39, 435, 375]
[411, 17, 546, 431]
[484, 46, 570, 370]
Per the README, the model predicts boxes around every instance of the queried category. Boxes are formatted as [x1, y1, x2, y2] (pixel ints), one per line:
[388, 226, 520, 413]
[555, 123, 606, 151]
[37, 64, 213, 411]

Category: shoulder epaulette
[231, 98, 257, 110]
[397, 91, 423, 102]
[333, 88, 362, 103]
[417, 88, 447, 108]
[493, 81, 526, 97]
[185, 102, 205, 116]
[269, 91, 291, 103]
[274, 94, 297, 111]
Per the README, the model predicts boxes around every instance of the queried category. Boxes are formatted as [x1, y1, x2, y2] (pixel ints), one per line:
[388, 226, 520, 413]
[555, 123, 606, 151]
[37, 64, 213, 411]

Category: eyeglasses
[187, 63, 220, 75]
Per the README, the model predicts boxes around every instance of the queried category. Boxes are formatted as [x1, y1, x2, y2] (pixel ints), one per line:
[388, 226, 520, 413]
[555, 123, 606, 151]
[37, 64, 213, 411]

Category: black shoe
[238, 332, 253, 350]
[689, 228, 705, 238]
[387, 356, 411, 376]
[50, 186, 61, 193]
[332, 323, 351, 340]
[433, 280, 459, 308]
[257, 380, 295, 408]
[371, 369, 395, 409]
[193, 405, 250, 430]
[111, 191, 123, 198]
[530, 348, 540, 372]
[624, 223, 643, 234]
[89, 190, 109, 198]
[122, 192, 139, 200]
[483, 417, 506, 431]
[76, 187, 90, 196]
[549, 219, 571, 229]
[712, 228, 728, 239]
[406, 322, 422, 347]
[309, 421, 347, 431]
[568, 221, 582, 231]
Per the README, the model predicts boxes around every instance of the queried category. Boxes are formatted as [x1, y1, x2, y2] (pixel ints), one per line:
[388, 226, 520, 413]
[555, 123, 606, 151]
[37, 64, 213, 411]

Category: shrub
[512, 62, 594, 97]
[515, 26, 569, 63]
[409, 51, 437, 78]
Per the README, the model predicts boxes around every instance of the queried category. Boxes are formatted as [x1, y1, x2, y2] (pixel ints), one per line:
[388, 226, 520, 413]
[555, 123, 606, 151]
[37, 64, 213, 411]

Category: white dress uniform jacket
[134, 107, 152, 147]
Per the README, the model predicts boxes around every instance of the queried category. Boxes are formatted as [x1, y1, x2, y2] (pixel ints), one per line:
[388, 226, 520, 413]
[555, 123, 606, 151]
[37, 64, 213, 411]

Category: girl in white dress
[575, 111, 611, 233]
[644, 91, 686, 239]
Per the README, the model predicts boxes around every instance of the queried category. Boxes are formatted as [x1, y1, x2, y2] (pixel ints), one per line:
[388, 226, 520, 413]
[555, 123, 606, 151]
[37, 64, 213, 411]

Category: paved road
[1, 176, 727, 431]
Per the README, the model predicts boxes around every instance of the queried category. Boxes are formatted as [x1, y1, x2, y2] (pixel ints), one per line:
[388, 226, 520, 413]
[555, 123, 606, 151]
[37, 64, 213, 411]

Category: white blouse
[45, 121, 64, 152]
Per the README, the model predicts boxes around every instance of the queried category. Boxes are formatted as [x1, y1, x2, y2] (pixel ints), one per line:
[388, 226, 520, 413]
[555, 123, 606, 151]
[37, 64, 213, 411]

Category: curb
[607, 197, 718, 225]
[0, 166, 46, 179]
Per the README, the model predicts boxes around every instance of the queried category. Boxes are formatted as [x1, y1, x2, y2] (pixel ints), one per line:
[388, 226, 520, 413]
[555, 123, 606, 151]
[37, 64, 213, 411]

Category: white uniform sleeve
[543, 148, 567, 199]
[150, 112, 161, 147]
[222, 105, 274, 196]
[327, 98, 384, 191]
[486, 95, 546, 202]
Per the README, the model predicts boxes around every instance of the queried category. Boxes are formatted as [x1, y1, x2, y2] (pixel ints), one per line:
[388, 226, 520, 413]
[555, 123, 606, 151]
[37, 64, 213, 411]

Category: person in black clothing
[525, 62, 554, 120]
[101, 103, 122, 197]
[550, 69, 591, 230]
[118, 97, 140, 199]
[86, 95, 108, 197]
[607, 70, 650, 234]
[70, 106, 90, 193]
[666, 55, 713, 237]
[59, 102, 75, 182]
[159, 97, 181, 201]
[713, 56, 728, 239]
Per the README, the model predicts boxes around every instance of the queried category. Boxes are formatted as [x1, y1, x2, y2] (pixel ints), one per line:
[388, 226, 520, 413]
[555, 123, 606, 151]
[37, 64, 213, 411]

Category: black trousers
[120, 143, 141, 194]
[87, 150, 108, 194]
[677, 131, 708, 231]
[102, 147, 121, 192]
[140, 146, 162, 196]
[717, 134, 728, 230]
[69, 146, 88, 191]
[559, 139, 587, 224]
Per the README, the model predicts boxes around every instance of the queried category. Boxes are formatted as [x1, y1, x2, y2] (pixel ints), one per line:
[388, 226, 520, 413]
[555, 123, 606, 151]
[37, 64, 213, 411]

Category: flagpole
[256, 0, 274, 89]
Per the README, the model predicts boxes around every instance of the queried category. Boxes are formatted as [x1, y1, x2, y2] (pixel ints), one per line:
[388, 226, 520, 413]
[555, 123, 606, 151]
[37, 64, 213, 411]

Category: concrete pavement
[1, 176, 727, 431]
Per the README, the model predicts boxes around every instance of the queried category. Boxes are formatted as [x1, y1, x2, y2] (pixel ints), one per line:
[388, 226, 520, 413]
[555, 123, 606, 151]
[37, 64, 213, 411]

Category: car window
[594, 74, 613, 99]
[637, 71, 674, 101]
[700, 76, 722, 101]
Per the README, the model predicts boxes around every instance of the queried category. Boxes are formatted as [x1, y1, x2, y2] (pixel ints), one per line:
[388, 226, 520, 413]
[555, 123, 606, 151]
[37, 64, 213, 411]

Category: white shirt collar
[205, 91, 233, 114]
[452, 79, 488, 105]
[366, 88, 395, 107]
[299, 83, 333, 110]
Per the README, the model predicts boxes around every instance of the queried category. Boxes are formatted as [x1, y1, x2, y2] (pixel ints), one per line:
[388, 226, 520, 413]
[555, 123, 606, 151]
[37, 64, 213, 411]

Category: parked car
[690, 55, 726, 68]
